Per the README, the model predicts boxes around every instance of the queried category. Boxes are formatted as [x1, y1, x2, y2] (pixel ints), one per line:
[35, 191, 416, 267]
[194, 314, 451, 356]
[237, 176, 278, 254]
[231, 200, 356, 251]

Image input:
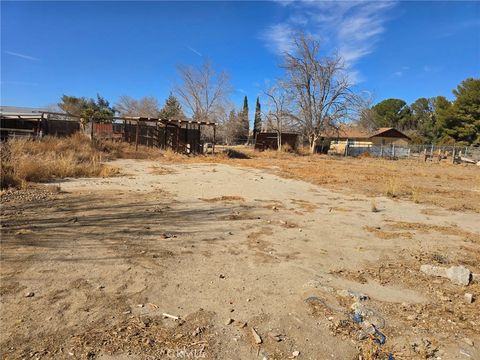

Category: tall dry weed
[1, 134, 118, 189]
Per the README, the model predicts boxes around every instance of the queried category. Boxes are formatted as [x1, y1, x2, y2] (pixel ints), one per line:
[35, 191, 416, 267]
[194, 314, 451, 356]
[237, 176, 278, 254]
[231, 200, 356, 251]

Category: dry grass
[386, 220, 480, 242]
[364, 226, 414, 239]
[96, 139, 165, 160]
[1, 134, 118, 189]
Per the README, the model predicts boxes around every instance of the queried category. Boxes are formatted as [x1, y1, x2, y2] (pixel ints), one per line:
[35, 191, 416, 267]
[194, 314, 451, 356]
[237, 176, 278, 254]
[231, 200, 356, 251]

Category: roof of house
[321, 125, 410, 140]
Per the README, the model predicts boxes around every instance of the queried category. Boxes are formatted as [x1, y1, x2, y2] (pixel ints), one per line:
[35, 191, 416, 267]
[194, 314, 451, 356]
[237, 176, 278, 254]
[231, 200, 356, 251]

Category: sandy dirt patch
[1, 159, 479, 359]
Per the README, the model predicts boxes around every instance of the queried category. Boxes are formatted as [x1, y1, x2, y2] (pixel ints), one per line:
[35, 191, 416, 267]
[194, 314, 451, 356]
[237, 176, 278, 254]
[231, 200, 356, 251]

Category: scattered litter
[460, 349, 472, 358]
[162, 233, 176, 239]
[337, 289, 369, 301]
[352, 312, 363, 323]
[351, 302, 385, 329]
[251, 327, 262, 344]
[292, 350, 300, 357]
[24, 292, 34, 298]
[162, 313, 179, 321]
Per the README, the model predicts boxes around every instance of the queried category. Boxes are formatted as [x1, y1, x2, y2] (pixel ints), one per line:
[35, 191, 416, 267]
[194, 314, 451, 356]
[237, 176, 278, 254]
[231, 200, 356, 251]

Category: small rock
[421, 264, 471, 286]
[464, 293, 474, 304]
[137, 304, 144, 308]
[224, 318, 234, 325]
[219, 274, 225, 279]
[464, 338, 474, 346]
[472, 273, 480, 283]
[267, 332, 282, 342]
[25, 292, 35, 298]
[446, 266, 471, 286]
[292, 350, 300, 357]
[236, 321, 247, 328]
[420, 264, 447, 278]
[251, 327, 262, 344]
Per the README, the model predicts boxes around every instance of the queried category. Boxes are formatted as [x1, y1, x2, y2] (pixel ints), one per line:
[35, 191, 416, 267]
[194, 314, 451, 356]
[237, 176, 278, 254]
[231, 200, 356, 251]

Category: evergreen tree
[159, 94, 185, 120]
[446, 78, 480, 144]
[58, 94, 114, 123]
[253, 97, 262, 140]
[240, 96, 249, 141]
[371, 98, 412, 130]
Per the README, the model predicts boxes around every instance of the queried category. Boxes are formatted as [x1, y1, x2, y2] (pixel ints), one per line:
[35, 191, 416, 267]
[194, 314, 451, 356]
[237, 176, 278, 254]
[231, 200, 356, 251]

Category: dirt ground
[1, 158, 479, 359]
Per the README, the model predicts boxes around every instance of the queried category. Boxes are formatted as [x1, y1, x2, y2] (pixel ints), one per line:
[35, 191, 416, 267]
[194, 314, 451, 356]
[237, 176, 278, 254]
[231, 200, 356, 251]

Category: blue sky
[1, 1, 479, 117]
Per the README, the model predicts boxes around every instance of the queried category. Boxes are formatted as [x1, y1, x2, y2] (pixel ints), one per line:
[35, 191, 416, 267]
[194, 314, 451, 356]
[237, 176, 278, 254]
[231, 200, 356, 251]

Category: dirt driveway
[1, 159, 479, 359]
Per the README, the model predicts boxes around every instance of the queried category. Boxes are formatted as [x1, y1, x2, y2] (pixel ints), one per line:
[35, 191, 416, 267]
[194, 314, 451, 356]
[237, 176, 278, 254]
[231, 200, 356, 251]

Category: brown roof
[321, 125, 410, 140]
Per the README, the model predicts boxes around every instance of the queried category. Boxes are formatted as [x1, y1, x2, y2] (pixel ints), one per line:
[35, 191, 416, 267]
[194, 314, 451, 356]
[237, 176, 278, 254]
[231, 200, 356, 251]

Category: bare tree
[354, 92, 376, 131]
[282, 33, 358, 153]
[264, 83, 295, 151]
[116, 96, 159, 117]
[175, 62, 231, 122]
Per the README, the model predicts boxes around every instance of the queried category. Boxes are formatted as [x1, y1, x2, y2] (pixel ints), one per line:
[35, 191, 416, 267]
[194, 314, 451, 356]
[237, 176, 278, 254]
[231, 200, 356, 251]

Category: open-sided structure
[0, 109, 216, 154]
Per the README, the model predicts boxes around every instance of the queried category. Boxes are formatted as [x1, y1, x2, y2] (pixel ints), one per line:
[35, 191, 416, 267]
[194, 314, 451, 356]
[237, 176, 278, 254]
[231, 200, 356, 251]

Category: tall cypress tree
[253, 97, 262, 140]
[242, 95, 249, 141]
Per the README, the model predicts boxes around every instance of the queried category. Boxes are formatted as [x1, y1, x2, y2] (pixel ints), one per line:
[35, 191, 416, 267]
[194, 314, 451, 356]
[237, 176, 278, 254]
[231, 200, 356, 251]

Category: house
[320, 125, 411, 155]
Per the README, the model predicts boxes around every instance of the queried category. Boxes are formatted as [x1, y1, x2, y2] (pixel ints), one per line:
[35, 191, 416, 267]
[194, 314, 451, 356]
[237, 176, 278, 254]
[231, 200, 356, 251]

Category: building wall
[370, 137, 409, 146]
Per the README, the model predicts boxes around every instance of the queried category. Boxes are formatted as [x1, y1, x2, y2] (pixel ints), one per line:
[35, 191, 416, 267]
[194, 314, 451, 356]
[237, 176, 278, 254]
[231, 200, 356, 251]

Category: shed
[254, 132, 299, 151]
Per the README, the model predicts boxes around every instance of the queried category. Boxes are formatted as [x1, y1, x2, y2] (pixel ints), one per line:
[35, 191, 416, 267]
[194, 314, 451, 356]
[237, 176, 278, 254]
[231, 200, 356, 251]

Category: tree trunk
[309, 135, 317, 154]
[277, 131, 282, 152]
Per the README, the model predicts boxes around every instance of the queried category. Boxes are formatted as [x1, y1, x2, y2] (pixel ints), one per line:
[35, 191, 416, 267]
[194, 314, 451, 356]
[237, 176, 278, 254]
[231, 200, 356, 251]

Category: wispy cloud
[4, 51, 39, 61]
[260, 23, 295, 55]
[186, 46, 202, 57]
[392, 66, 409, 77]
[260, 1, 397, 81]
[423, 65, 442, 73]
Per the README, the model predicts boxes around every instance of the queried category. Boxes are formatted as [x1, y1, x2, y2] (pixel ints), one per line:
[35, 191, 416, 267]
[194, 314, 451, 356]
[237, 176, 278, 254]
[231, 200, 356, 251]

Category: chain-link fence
[344, 144, 480, 161]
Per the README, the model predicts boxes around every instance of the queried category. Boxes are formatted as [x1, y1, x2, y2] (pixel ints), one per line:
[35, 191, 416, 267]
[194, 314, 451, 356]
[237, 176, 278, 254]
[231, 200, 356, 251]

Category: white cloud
[4, 51, 39, 61]
[260, 23, 295, 55]
[261, 1, 397, 80]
